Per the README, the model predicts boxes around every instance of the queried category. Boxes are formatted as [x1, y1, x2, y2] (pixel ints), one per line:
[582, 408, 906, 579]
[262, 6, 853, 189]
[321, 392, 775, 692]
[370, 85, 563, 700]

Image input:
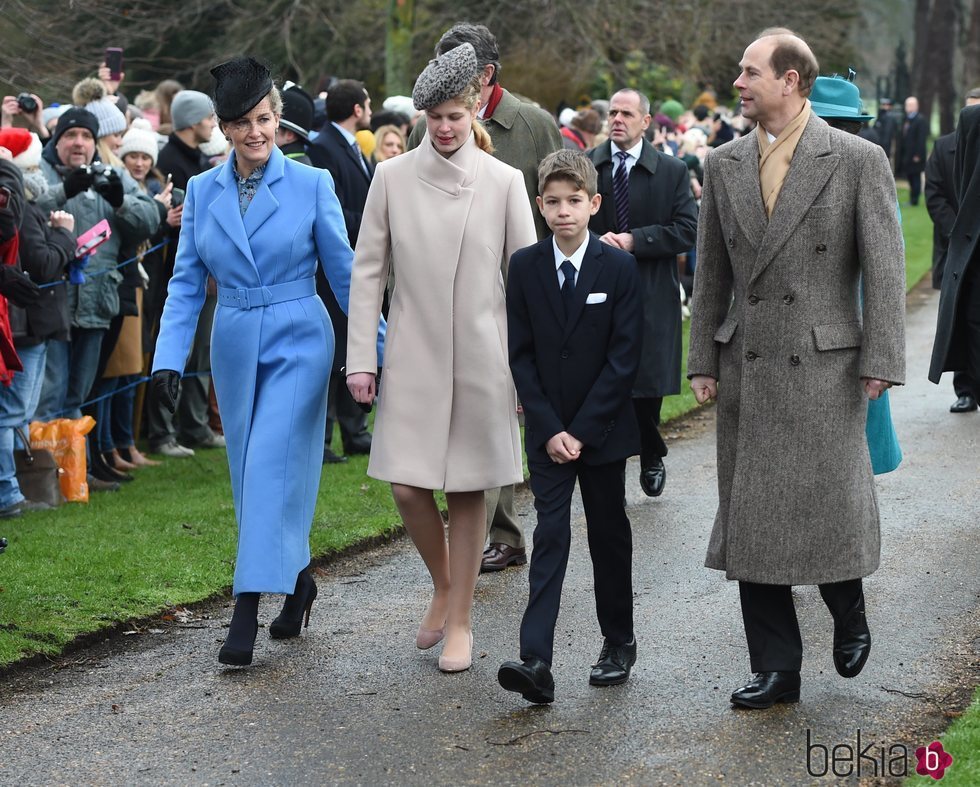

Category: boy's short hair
[537, 149, 598, 197]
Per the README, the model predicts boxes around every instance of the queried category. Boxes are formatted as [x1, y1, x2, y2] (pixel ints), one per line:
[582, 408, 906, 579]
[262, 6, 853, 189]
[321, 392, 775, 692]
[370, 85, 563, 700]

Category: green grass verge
[0, 442, 398, 666]
[0, 184, 936, 668]
[897, 185, 934, 291]
[906, 687, 980, 784]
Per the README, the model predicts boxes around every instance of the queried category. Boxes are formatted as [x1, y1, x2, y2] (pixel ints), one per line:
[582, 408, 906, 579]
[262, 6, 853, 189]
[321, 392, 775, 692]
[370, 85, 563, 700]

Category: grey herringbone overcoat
[687, 114, 906, 585]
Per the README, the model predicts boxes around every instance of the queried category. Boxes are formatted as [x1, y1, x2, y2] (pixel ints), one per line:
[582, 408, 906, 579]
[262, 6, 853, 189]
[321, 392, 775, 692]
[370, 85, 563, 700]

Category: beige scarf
[757, 99, 812, 217]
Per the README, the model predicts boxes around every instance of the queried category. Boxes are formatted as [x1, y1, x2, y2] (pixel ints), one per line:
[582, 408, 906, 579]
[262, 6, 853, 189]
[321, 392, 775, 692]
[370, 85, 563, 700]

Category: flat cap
[210, 56, 273, 121]
[412, 43, 480, 111]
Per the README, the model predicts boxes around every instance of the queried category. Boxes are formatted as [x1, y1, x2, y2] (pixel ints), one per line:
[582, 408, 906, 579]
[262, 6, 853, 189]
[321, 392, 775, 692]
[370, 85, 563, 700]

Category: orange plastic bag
[29, 417, 96, 503]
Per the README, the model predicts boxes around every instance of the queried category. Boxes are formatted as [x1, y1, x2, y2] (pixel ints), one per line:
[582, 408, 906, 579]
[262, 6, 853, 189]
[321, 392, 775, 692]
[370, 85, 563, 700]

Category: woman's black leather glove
[150, 369, 181, 414]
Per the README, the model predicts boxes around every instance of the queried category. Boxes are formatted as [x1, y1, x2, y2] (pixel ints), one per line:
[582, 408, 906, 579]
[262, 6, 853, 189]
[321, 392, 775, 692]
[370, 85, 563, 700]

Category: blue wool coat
[153, 146, 355, 594]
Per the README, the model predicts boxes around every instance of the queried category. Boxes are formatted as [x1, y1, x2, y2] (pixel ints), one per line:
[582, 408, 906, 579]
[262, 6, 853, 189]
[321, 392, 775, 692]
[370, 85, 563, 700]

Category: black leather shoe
[344, 437, 372, 455]
[269, 566, 318, 639]
[218, 593, 259, 666]
[950, 395, 978, 413]
[480, 543, 527, 573]
[589, 638, 637, 686]
[730, 671, 801, 708]
[639, 458, 666, 497]
[322, 448, 348, 464]
[498, 657, 555, 704]
[833, 592, 872, 678]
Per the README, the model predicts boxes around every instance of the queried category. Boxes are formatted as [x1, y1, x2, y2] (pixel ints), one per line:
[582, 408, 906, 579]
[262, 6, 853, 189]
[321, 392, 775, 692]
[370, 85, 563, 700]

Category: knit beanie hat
[171, 90, 214, 130]
[42, 104, 71, 128]
[86, 98, 128, 138]
[0, 128, 42, 169]
[51, 107, 100, 146]
[118, 118, 159, 165]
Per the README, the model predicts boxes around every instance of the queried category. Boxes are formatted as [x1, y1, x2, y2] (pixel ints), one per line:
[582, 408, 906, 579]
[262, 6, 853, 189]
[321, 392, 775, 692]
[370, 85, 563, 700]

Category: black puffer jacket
[9, 201, 75, 346]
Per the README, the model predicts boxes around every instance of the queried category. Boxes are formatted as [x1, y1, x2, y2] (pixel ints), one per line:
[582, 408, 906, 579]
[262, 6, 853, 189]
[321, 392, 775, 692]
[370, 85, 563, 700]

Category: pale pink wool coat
[346, 133, 536, 491]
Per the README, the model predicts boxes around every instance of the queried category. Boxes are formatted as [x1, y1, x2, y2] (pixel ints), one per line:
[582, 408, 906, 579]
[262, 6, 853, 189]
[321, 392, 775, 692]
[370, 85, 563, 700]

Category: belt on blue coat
[216, 278, 316, 310]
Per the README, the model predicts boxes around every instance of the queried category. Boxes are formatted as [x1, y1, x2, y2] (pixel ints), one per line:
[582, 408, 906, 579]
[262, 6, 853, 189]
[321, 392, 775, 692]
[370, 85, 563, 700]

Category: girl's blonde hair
[455, 73, 494, 154]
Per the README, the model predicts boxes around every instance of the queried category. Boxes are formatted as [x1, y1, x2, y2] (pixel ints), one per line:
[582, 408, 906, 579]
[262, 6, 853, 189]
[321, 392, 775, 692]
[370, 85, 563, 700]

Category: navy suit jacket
[507, 233, 642, 466]
[308, 123, 373, 368]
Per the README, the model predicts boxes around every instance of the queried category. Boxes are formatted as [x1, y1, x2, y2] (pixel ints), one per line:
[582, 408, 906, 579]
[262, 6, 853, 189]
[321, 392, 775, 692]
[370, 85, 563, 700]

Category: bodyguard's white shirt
[610, 139, 643, 177]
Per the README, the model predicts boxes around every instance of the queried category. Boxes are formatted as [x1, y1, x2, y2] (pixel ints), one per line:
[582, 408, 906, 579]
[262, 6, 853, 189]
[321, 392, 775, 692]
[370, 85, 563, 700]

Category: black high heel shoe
[218, 592, 260, 666]
[269, 566, 318, 639]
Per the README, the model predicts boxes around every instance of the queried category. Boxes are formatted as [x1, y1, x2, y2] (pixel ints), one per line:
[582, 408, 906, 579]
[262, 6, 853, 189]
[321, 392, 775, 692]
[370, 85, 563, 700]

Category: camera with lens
[82, 162, 114, 190]
[16, 93, 38, 114]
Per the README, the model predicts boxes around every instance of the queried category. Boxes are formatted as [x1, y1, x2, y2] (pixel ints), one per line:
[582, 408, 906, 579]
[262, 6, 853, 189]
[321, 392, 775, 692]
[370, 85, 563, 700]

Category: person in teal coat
[151, 57, 368, 667]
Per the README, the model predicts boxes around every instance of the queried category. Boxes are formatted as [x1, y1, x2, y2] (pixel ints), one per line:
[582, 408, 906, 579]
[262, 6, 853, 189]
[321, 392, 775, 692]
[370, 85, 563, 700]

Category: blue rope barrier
[40, 370, 212, 420]
[38, 240, 169, 290]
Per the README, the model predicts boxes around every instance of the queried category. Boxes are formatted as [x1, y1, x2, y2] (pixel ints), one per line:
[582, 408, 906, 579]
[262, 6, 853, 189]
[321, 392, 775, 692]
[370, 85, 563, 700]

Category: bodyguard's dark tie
[560, 259, 576, 316]
[613, 150, 630, 233]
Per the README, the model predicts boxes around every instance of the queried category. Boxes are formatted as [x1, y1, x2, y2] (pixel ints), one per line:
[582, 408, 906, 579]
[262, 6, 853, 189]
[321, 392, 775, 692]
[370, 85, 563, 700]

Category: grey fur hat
[411, 43, 479, 111]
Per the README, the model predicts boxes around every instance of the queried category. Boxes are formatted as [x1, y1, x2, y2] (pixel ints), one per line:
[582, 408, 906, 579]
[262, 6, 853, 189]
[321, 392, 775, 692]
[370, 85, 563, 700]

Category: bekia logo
[806, 730, 954, 779]
[915, 741, 954, 780]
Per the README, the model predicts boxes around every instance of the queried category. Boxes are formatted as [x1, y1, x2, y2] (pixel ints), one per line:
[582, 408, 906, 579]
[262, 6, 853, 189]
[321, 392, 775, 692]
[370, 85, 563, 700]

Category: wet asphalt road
[0, 286, 977, 787]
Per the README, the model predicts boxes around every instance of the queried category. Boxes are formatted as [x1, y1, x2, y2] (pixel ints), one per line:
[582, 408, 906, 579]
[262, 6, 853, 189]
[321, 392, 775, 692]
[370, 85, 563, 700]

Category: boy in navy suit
[498, 150, 642, 704]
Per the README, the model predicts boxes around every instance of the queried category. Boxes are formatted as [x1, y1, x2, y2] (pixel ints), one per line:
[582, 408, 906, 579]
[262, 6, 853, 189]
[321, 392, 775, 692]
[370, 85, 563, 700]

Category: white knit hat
[117, 118, 159, 165]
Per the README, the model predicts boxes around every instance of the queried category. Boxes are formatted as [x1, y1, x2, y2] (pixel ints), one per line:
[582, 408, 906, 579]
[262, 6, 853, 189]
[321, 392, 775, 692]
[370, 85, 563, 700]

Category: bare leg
[391, 484, 450, 633]
[442, 490, 486, 664]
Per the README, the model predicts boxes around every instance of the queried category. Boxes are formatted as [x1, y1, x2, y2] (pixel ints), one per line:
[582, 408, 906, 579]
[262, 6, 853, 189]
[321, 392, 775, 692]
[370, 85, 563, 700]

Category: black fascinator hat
[210, 56, 274, 121]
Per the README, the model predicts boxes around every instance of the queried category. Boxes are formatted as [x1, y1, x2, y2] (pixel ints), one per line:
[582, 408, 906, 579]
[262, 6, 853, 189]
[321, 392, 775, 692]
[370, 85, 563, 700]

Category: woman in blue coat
[151, 58, 357, 666]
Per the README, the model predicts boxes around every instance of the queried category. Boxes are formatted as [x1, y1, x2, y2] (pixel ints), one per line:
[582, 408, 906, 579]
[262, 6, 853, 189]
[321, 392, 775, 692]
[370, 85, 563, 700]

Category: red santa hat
[0, 128, 43, 170]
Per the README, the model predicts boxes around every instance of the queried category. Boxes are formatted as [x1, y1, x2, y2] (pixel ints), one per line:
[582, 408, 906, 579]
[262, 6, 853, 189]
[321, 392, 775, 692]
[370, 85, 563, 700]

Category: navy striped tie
[613, 150, 630, 233]
[560, 260, 576, 315]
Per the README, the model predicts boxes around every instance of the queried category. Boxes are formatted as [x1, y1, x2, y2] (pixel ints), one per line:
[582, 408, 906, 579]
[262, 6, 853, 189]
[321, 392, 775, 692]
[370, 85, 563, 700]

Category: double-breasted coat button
[560, 350, 569, 359]
[745, 351, 758, 361]
[790, 354, 801, 366]
[728, 236, 735, 247]
[748, 294, 760, 305]
[783, 294, 795, 305]
[816, 243, 827, 253]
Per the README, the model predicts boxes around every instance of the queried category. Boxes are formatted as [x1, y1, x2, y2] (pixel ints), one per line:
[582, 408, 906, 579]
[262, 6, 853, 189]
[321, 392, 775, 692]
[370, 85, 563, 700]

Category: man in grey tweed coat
[688, 29, 906, 709]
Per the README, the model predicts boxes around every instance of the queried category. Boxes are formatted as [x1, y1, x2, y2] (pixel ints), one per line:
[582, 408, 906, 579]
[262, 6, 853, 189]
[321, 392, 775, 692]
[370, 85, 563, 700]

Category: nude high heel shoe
[416, 625, 446, 650]
[438, 632, 473, 673]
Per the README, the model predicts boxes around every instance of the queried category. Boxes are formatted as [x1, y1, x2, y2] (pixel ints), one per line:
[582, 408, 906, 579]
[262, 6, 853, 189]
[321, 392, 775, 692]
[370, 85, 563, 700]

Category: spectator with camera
[0, 129, 74, 514]
[2, 92, 52, 142]
[33, 107, 159, 428]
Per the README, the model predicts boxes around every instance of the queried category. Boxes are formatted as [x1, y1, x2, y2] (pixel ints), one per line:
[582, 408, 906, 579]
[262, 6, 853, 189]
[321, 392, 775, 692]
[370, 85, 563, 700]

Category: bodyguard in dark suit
[925, 90, 980, 412]
[498, 151, 642, 704]
[930, 103, 980, 402]
[308, 80, 374, 459]
[586, 89, 698, 498]
[899, 96, 929, 205]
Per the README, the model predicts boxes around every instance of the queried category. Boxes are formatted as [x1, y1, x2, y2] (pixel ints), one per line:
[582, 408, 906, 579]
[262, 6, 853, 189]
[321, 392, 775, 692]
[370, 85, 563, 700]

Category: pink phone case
[75, 219, 112, 258]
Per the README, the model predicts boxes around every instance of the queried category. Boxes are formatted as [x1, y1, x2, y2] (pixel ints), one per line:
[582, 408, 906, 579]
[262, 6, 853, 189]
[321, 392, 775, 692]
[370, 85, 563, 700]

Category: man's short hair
[537, 149, 598, 198]
[612, 88, 651, 116]
[754, 27, 819, 97]
[437, 23, 501, 85]
[966, 87, 980, 101]
[325, 79, 368, 124]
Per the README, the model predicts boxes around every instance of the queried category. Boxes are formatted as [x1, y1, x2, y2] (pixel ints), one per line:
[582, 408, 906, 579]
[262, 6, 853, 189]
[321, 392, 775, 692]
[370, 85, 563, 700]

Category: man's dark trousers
[739, 579, 863, 671]
[520, 458, 633, 665]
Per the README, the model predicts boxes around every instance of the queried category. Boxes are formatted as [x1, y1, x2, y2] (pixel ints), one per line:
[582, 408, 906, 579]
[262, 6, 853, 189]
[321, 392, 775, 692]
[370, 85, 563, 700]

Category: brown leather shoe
[481, 543, 527, 573]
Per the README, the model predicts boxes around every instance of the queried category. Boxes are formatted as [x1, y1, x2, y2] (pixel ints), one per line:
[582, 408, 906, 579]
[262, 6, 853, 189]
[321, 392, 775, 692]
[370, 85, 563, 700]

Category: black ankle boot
[269, 565, 318, 639]
[89, 442, 132, 483]
[219, 592, 260, 666]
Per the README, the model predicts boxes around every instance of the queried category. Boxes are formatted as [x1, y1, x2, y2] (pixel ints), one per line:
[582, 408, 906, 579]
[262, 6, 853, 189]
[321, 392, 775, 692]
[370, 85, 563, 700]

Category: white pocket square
[585, 293, 607, 304]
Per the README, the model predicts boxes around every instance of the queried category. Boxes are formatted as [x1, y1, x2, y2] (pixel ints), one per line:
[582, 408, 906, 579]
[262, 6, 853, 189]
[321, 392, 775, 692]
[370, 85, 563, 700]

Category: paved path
[0, 286, 977, 786]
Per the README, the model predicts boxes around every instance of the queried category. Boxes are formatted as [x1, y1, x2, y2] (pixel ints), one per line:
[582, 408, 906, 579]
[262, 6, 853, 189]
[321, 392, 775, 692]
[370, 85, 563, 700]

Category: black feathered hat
[210, 56, 274, 121]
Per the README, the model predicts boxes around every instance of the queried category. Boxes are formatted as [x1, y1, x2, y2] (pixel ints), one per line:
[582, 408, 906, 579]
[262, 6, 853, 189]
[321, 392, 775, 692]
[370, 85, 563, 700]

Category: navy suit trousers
[520, 458, 633, 665]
